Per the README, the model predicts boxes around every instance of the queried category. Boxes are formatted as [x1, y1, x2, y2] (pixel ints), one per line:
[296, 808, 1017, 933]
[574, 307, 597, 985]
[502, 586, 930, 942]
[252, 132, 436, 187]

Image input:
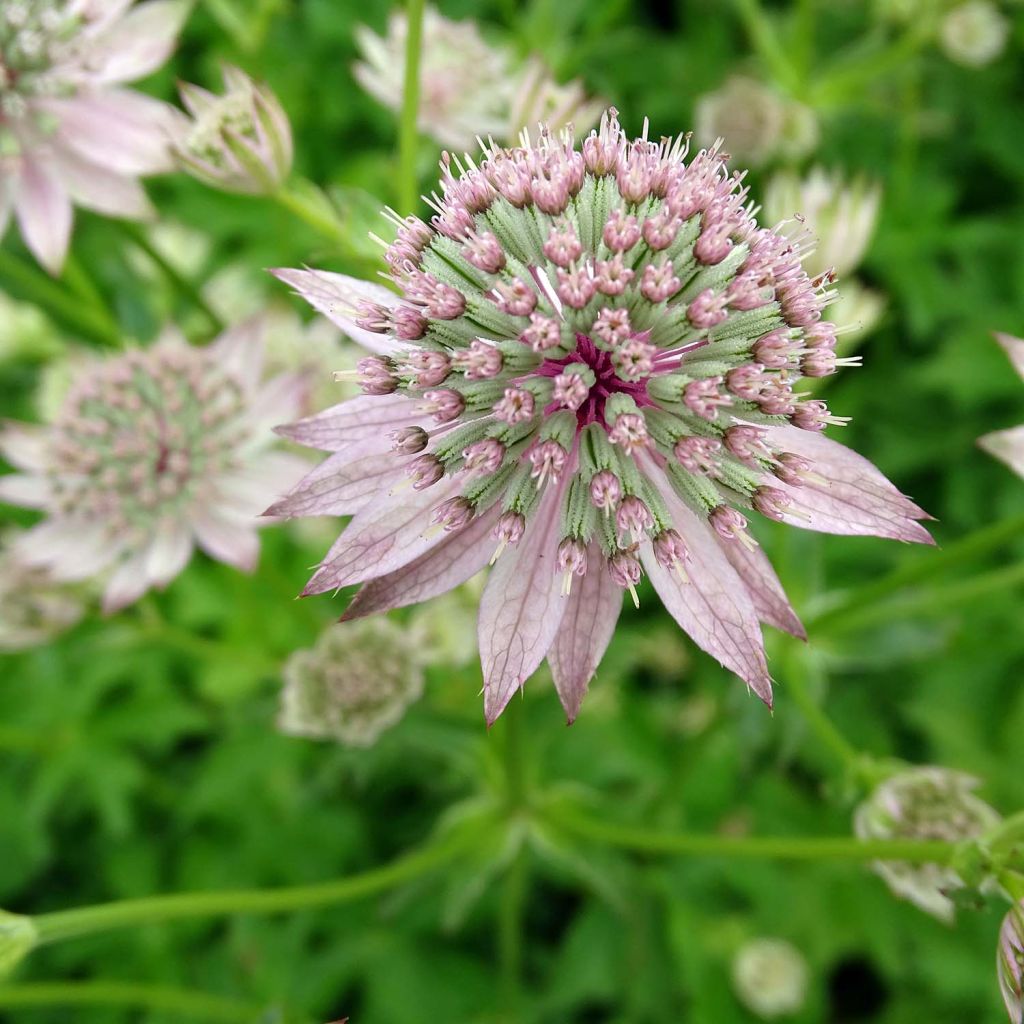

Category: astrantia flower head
[999, 900, 1024, 1024]
[0, 320, 307, 612]
[271, 110, 931, 724]
[0, 528, 83, 650]
[0, 0, 187, 272]
[732, 938, 809, 1019]
[174, 65, 293, 195]
[763, 167, 881, 279]
[854, 766, 1001, 922]
[278, 618, 425, 747]
[979, 333, 1024, 479]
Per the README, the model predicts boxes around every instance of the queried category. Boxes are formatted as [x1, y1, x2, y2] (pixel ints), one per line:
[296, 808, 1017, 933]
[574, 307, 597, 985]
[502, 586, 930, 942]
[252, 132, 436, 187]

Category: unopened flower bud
[732, 938, 809, 1019]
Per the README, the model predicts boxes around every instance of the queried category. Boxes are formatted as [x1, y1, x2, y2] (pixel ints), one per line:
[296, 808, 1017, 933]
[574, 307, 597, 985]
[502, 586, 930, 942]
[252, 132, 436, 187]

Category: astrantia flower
[0, 320, 307, 612]
[854, 766, 1001, 922]
[979, 333, 1024, 479]
[278, 618, 425, 746]
[0, 0, 187, 272]
[999, 900, 1024, 1024]
[0, 528, 83, 650]
[270, 110, 932, 724]
[732, 938, 809, 1019]
[174, 65, 293, 195]
[763, 167, 881, 280]
[353, 7, 601, 150]
[694, 76, 818, 167]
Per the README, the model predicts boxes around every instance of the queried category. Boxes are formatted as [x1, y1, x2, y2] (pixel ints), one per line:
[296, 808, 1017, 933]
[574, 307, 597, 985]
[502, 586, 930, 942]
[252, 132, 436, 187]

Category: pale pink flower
[999, 900, 1024, 1024]
[979, 333, 1024, 478]
[270, 110, 932, 724]
[0, 0, 187, 273]
[0, 319, 307, 613]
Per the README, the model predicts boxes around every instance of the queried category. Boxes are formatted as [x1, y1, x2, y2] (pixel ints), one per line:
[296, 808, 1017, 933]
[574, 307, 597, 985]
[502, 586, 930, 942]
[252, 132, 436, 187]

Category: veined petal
[194, 513, 260, 572]
[713, 534, 805, 640]
[302, 473, 464, 595]
[979, 425, 1024, 478]
[478, 480, 569, 724]
[52, 148, 154, 219]
[79, 0, 189, 84]
[270, 267, 403, 354]
[641, 460, 773, 705]
[547, 542, 622, 723]
[342, 503, 501, 620]
[762, 425, 934, 544]
[15, 160, 73, 274]
[13, 519, 118, 581]
[264, 450, 405, 519]
[274, 393, 424, 452]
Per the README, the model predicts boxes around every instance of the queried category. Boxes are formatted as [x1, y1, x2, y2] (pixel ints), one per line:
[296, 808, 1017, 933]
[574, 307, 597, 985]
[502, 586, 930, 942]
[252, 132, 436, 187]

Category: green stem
[273, 183, 349, 246]
[398, 0, 425, 214]
[781, 644, 862, 774]
[556, 811, 955, 863]
[121, 222, 224, 337]
[732, 0, 799, 92]
[0, 982, 266, 1023]
[807, 513, 1024, 634]
[33, 833, 468, 946]
[0, 250, 121, 348]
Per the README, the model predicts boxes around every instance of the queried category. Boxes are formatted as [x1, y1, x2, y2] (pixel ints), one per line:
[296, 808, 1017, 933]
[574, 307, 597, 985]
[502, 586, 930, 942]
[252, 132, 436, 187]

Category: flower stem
[120, 222, 225, 338]
[0, 982, 268, 1023]
[732, 0, 800, 92]
[555, 811, 955, 863]
[0, 250, 121, 348]
[398, 0, 425, 215]
[273, 181, 349, 245]
[807, 513, 1024, 635]
[32, 832, 469, 947]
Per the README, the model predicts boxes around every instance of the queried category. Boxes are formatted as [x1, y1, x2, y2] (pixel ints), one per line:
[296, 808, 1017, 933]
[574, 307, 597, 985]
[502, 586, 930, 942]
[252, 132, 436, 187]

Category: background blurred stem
[808, 512, 1024, 634]
[398, 0, 425, 214]
[732, 0, 799, 92]
[0, 982, 268, 1023]
[556, 813, 955, 863]
[120, 222, 225, 338]
[33, 832, 470, 946]
[0, 250, 121, 348]
[273, 181, 349, 246]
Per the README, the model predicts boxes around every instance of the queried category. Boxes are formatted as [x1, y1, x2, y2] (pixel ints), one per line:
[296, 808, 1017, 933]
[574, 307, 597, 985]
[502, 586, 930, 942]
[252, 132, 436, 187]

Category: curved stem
[0, 982, 266, 1023]
[555, 811, 955, 863]
[33, 832, 469, 947]
[398, 0, 425, 214]
[807, 513, 1024, 634]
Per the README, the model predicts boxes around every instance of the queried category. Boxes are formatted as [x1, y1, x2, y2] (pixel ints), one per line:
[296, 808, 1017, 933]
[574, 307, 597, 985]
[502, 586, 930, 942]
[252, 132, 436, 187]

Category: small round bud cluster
[278, 619, 425, 746]
[854, 767, 1002, 922]
[175, 66, 294, 195]
[732, 938, 809, 1019]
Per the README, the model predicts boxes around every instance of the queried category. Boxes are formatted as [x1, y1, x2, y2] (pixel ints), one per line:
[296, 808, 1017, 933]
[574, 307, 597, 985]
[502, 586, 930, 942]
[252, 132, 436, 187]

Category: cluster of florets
[0, 1, 78, 124]
[351, 111, 848, 600]
[278, 619, 425, 746]
[46, 346, 247, 530]
[854, 767, 1002, 922]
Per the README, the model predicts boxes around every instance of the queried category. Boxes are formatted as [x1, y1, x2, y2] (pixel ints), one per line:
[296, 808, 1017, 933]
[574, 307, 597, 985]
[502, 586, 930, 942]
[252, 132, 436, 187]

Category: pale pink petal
[994, 332, 1024, 382]
[761, 425, 934, 544]
[0, 173, 15, 238]
[270, 267, 404, 354]
[243, 373, 309, 439]
[222, 452, 311, 521]
[13, 520, 118, 581]
[713, 534, 806, 639]
[15, 160, 73, 274]
[78, 0, 189, 85]
[210, 316, 265, 393]
[47, 91, 185, 176]
[342, 503, 501, 620]
[194, 514, 260, 572]
[275, 393, 424, 452]
[0, 474, 51, 509]
[478, 481, 569, 724]
[302, 474, 464, 595]
[143, 520, 193, 587]
[51, 148, 153, 219]
[102, 551, 151, 614]
[264, 451, 404, 519]
[546, 543, 622, 723]
[0, 422, 50, 472]
[639, 458, 773, 705]
[979, 425, 1024, 478]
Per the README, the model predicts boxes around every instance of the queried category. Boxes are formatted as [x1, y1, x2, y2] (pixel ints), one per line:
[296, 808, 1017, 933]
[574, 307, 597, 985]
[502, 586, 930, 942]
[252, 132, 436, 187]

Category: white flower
[732, 938, 809, 1018]
[940, 1, 1009, 68]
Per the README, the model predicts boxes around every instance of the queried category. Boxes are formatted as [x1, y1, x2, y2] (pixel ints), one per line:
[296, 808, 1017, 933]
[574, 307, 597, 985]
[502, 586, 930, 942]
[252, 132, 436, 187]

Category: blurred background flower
[732, 937, 810, 1018]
